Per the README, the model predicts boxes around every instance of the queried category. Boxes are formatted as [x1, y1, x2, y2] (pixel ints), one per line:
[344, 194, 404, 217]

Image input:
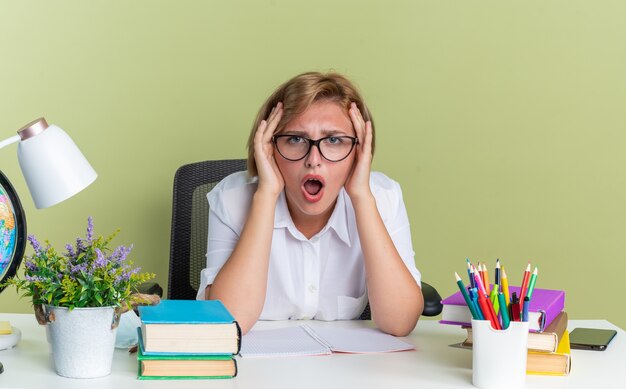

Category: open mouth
[301, 175, 325, 202]
[304, 179, 323, 196]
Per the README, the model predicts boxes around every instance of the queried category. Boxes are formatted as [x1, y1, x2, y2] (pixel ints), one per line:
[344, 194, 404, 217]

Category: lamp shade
[16, 119, 97, 209]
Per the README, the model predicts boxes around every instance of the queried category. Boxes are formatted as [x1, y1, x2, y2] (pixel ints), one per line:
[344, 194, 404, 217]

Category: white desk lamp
[0, 117, 97, 350]
[0, 117, 97, 208]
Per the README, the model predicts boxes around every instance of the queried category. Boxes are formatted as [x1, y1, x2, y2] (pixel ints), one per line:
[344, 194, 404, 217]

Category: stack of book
[441, 287, 571, 375]
[136, 300, 241, 380]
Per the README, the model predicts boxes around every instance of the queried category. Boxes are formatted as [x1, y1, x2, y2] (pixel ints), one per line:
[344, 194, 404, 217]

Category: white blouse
[196, 171, 421, 321]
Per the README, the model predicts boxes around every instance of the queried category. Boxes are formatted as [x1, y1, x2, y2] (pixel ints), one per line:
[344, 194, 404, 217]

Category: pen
[518, 262, 531, 306]
[522, 296, 530, 322]
[455, 272, 480, 320]
[526, 267, 538, 300]
[498, 292, 510, 329]
[495, 259, 500, 293]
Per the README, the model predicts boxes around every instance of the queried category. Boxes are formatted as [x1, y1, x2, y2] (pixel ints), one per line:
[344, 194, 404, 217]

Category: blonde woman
[197, 72, 423, 335]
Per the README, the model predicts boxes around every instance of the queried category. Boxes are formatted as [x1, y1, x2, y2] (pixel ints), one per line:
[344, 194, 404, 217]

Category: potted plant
[4, 217, 155, 378]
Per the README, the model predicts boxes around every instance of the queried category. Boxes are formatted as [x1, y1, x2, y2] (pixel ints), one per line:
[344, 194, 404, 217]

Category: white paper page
[307, 325, 415, 353]
[240, 325, 332, 357]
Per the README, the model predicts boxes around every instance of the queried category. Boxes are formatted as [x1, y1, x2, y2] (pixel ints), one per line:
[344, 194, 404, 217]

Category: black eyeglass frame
[272, 135, 358, 162]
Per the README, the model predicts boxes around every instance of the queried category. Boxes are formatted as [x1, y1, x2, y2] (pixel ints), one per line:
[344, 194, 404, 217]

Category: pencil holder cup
[471, 319, 529, 389]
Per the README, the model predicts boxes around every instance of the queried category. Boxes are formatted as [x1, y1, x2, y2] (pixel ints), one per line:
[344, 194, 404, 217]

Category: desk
[0, 313, 623, 388]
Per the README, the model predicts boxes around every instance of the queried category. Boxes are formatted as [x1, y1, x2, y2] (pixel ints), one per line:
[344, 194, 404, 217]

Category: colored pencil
[482, 263, 491, 295]
[518, 262, 531, 307]
[455, 272, 480, 320]
[501, 266, 510, 307]
[526, 267, 538, 300]
[473, 269, 487, 297]
[468, 259, 476, 289]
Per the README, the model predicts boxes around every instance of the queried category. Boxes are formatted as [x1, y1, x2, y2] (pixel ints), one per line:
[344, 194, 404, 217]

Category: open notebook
[240, 324, 415, 357]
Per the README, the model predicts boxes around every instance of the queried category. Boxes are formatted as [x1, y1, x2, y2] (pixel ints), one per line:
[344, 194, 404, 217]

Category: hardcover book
[526, 329, 571, 376]
[138, 300, 241, 354]
[137, 342, 237, 380]
[440, 286, 565, 332]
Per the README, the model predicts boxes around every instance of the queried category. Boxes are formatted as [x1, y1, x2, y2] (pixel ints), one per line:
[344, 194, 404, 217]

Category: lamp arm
[0, 135, 21, 150]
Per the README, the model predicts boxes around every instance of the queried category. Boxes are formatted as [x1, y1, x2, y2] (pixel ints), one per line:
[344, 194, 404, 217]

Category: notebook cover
[138, 299, 235, 324]
[440, 286, 565, 332]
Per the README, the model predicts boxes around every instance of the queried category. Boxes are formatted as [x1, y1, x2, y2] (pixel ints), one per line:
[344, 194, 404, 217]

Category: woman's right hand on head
[254, 102, 284, 197]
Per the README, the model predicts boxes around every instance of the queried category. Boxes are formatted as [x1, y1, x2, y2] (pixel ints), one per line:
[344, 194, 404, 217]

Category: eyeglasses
[272, 134, 358, 162]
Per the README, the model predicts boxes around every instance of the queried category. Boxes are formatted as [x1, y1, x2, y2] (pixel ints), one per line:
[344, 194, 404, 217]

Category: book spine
[235, 321, 242, 354]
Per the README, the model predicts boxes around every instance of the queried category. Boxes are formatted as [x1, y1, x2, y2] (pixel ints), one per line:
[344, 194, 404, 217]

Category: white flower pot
[45, 306, 118, 378]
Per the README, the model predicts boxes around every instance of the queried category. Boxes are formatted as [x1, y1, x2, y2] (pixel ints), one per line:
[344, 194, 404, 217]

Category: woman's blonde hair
[246, 71, 375, 176]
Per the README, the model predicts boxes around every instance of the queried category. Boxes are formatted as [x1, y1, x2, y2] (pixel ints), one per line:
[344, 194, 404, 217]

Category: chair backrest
[167, 159, 247, 300]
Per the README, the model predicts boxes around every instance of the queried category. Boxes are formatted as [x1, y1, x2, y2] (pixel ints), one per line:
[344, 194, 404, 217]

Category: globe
[0, 171, 26, 293]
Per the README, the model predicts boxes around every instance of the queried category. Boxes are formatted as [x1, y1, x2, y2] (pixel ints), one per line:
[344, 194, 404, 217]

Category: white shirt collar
[274, 189, 352, 246]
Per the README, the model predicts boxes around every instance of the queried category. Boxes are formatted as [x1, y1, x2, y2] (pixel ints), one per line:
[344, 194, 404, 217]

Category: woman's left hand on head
[345, 102, 373, 202]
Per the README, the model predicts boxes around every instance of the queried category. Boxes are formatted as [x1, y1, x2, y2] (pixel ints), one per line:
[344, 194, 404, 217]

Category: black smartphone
[569, 328, 617, 351]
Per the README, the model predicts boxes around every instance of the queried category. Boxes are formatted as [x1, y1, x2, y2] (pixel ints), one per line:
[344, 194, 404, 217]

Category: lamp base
[0, 327, 21, 350]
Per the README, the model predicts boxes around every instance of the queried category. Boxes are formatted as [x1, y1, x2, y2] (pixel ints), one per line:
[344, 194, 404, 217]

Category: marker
[522, 296, 530, 322]
[510, 292, 521, 322]
[455, 272, 480, 320]
[489, 286, 499, 315]
[498, 292, 510, 329]
[501, 266, 510, 307]
[518, 262, 532, 306]
[526, 267, 538, 300]
[470, 288, 484, 320]
[477, 290, 500, 330]
[484, 293, 501, 330]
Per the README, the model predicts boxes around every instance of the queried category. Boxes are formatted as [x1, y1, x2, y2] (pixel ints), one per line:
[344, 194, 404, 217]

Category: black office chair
[166, 159, 443, 318]
[167, 159, 247, 300]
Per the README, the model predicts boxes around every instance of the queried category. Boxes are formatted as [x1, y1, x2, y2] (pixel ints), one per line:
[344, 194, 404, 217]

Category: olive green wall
[1, 1, 625, 329]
